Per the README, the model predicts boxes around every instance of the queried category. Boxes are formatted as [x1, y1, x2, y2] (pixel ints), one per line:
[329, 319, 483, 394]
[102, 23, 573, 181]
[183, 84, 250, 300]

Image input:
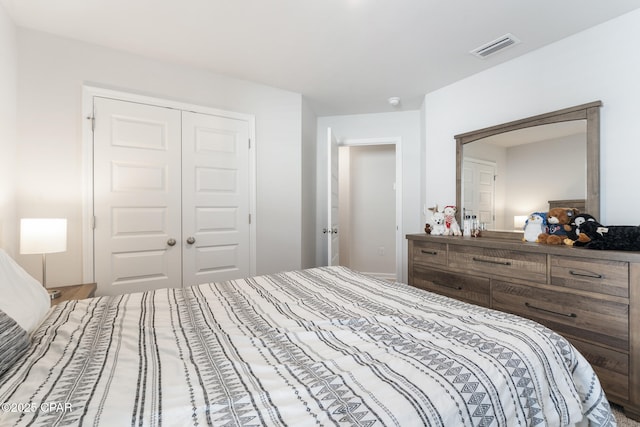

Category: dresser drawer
[411, 266, 490, 307]
[448, 245, 546, 283]
[410, 240, 447, 267]
[568, 338, 629, 401]
[551, 255, 629, 298]
[493, 281, 629, 351]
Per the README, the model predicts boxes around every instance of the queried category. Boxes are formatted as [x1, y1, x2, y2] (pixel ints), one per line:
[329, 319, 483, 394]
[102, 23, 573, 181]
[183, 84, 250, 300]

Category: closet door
[93, 97, 182, 295]
[181, 111, 251, 286]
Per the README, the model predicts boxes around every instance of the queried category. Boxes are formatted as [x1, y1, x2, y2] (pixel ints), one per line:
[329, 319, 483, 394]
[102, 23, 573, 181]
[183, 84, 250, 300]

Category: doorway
[338, 139, 401, 281]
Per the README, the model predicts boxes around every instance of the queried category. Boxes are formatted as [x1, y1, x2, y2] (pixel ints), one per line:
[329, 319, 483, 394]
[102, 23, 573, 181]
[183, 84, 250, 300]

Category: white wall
[16, 28, 303, 285]
[423, 9, 640, 226]
[505, 135, 585, 225]
[317, 111, 422, 283]
[0, 4, 17, 255]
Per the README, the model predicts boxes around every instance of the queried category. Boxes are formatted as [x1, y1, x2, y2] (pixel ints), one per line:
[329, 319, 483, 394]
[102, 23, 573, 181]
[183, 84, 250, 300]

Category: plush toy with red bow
[443, 205, 462, 236]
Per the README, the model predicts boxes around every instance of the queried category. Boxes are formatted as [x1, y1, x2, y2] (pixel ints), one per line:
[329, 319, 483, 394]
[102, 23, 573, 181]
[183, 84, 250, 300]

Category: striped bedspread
[0, 267, 614, 426]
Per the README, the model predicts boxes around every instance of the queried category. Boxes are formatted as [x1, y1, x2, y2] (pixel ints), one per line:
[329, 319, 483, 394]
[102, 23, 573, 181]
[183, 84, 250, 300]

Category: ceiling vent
[470, 33, 521, 59]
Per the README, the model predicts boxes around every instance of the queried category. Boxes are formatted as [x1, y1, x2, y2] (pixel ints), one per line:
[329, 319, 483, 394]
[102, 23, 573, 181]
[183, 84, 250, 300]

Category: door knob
[186, 236, 196, 244]
[167, 238, 177, 246]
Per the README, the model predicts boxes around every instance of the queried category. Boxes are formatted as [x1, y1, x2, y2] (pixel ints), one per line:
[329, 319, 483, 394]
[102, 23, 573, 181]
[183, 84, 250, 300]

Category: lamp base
[48, 289, 61, 300]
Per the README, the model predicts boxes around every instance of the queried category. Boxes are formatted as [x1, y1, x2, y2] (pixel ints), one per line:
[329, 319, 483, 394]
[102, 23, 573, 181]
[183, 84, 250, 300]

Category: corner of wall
[301, 97, 318, 268]
[419, 98, 427, 226]
[0, 3, 18, 255]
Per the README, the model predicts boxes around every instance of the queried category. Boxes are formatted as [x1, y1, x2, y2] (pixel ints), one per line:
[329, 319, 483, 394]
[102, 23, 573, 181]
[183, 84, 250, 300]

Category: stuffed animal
[571, 221, 640, 251]
[564, 213, 599, 245]
[568, 218, 604, 246]
[428, 206, 446, 236]
[442, 205, 462, 236]
[523, 212, 547, 242]
[537, 207, 580, 245]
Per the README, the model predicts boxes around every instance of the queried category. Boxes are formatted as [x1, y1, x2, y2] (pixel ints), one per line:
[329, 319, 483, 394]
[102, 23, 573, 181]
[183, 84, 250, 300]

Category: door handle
[186, 236, 196, 244]
[569, 270, 603, 279]
[525, 302, 577, 318]
[167, 238, 177, 247]
[472, 257, 512, 266]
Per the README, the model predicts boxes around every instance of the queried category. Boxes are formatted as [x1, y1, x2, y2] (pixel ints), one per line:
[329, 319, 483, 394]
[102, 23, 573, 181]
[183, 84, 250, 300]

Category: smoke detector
[470, 33, 521, 59]
[388, 97, 401, 107]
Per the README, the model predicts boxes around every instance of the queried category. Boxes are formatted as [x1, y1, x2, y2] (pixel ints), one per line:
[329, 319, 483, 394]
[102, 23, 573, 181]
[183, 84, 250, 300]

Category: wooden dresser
[407, 233, 640, 420]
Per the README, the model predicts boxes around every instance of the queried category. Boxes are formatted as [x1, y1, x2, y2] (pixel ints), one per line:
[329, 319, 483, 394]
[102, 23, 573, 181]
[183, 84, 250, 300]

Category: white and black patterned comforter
[0, 267, 614, 426]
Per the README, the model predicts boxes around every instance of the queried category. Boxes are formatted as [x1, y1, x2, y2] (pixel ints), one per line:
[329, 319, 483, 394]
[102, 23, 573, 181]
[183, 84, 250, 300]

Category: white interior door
[93, 97, 182, 295]
[93, 96, 253, 295]
[181, 111, 251, 286]
[327, 128, 339, 266]
[463, 158, 496, 229]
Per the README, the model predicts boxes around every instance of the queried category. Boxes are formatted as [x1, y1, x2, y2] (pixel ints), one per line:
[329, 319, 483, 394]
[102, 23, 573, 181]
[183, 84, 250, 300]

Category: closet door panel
[182, 111, 251, 286]
[93, 97, 182, 295]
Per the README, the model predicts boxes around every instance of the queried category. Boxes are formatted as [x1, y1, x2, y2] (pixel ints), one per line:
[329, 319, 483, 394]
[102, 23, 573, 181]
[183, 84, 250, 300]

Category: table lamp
[514, 215, 528, 231]
[20, 218, 67, 299]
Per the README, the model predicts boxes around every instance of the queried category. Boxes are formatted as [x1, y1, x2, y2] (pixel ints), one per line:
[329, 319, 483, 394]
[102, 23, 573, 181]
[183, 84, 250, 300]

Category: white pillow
[0, 249, 50, 333]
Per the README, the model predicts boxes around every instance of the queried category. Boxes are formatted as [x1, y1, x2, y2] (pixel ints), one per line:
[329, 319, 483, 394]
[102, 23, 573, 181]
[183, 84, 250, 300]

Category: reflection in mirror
[462, 120, 586, 230]
[455, 101, 601, 237]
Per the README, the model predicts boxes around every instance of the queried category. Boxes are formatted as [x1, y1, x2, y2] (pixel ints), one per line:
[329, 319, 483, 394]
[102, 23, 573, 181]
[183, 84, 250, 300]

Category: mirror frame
[455, 100, 602, 236]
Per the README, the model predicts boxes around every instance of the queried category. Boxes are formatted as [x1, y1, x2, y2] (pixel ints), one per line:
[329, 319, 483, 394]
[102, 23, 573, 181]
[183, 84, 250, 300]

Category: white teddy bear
[428, 205, 446, 235]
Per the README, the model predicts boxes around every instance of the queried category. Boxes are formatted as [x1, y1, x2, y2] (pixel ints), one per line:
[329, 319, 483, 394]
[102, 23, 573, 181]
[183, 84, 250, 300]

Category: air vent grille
[470, 33, 521, 59]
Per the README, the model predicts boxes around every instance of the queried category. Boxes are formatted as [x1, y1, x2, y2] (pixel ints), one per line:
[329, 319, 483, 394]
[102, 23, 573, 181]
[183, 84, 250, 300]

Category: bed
[0, 251, 615, 426]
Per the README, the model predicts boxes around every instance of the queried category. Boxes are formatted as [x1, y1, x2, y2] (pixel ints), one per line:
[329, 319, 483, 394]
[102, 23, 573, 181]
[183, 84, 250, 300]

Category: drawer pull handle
[432, 281, 463, 291]
[420, 250, 438, 256]
[569, 270, 603, 279]
[472, 257, 512, 266]
[525, 302, 577, 318]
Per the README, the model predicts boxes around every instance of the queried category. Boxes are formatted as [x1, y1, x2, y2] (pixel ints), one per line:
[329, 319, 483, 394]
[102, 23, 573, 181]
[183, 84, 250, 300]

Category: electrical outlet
[378, 246, 385, 256]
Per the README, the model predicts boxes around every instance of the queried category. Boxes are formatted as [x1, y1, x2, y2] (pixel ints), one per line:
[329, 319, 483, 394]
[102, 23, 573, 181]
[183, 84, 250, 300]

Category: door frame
[81, 85, 257, 283]
[339, 137, 403, 281]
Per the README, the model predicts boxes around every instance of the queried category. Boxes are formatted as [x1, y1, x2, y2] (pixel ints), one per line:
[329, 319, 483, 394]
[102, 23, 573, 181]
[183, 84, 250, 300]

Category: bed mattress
[0, 267, 614, 426]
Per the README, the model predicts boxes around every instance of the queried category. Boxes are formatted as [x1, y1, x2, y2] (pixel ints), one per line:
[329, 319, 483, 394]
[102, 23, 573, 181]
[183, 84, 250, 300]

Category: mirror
[455, 101, 601, 236]
[463, 121, 587, 230]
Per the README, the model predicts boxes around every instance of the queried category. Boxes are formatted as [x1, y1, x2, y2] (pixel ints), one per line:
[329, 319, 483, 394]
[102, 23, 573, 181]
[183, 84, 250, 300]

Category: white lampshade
[514, 215, 528, 230]
[20, 218, 67, 255]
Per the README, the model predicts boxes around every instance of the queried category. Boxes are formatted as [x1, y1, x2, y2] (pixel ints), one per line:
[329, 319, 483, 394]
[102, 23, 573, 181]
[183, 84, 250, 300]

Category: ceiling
[2, 0, 640, 116]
